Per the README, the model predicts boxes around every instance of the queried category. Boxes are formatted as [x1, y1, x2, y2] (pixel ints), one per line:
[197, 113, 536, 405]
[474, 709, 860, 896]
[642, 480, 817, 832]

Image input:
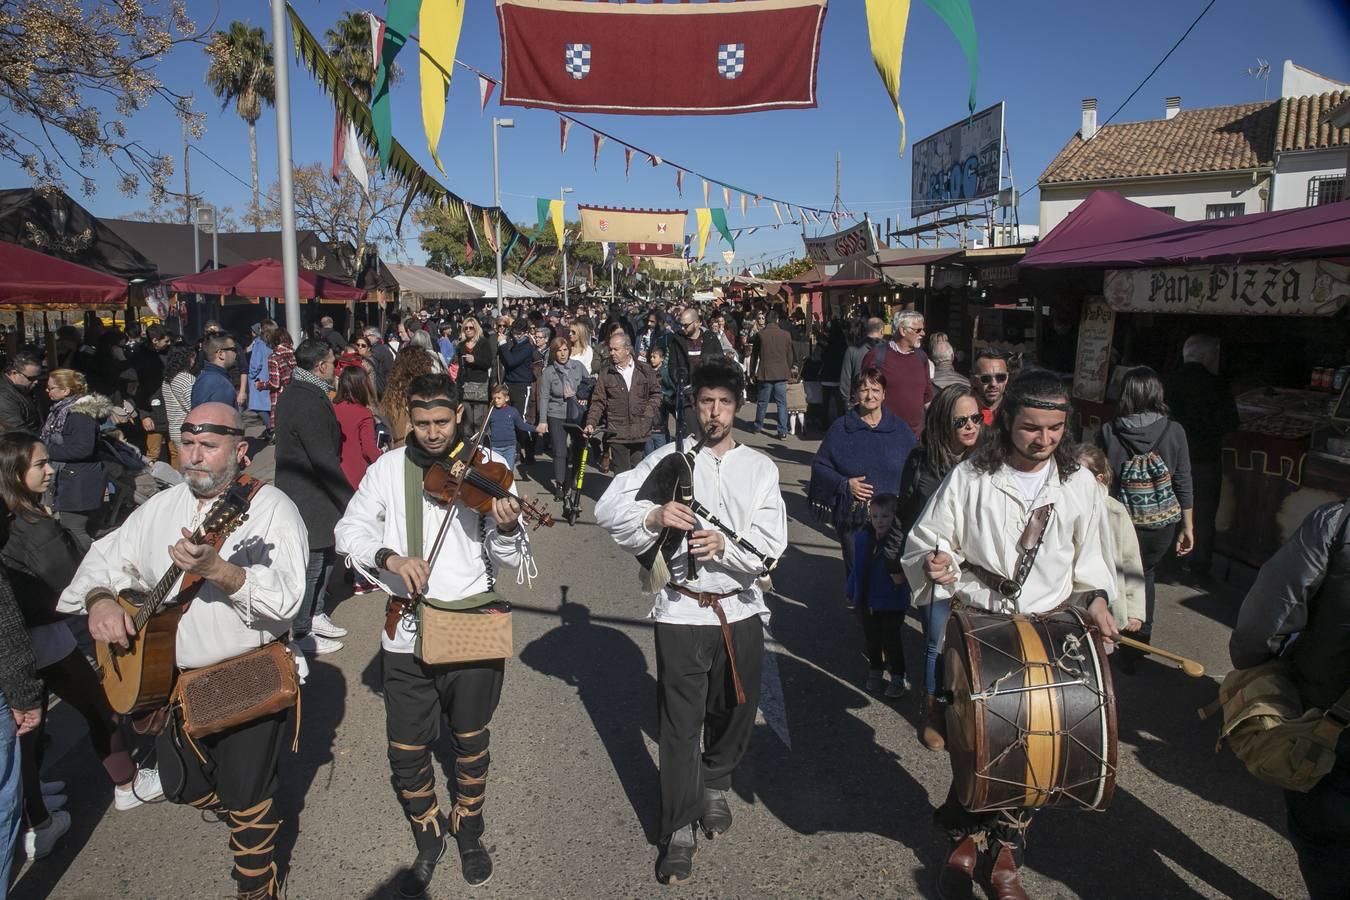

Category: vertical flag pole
[270, 0, 302, 341]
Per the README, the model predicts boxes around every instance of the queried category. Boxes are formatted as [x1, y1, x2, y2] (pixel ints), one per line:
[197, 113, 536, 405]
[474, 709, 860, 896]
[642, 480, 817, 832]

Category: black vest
[1290, 502, 1350, 710]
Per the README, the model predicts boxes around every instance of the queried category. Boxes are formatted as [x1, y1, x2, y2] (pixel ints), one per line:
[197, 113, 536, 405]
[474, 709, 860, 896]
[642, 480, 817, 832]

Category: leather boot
[936, 835, 979, 900]
[454, 828, 494, 887]
[987, 843, 1030, 900]
[699, 788, 732, 838]
[398, 814, 448, 898]
[656, 824, 697, 885]
[921, 695, 947, 752]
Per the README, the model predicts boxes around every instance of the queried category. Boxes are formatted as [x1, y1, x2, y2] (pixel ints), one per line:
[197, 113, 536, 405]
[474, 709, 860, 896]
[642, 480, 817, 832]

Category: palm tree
[205, 22, 275, 231]
[325, 11, 401, 103]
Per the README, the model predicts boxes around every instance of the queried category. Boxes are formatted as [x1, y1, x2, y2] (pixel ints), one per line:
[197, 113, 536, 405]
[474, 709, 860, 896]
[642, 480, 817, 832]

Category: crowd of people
[0, 294, 1342, 900]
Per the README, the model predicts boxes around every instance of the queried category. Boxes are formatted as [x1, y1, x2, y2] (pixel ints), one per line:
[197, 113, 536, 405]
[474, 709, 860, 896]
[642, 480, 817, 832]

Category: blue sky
[5, 0, 1348, 269]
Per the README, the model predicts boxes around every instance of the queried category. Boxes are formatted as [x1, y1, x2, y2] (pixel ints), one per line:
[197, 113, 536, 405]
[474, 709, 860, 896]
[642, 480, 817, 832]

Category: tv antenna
[1245, 58, 1271, 99]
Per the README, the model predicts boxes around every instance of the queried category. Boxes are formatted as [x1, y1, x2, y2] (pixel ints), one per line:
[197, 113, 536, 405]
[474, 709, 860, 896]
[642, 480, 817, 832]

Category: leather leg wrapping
[229, 798, 281, 895]
[389, 741, 441, 840]
[450, 728, 490, 839]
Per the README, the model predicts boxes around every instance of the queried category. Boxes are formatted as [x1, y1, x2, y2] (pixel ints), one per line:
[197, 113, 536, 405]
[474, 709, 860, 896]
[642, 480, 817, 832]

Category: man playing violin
[335, 374, 529, 897]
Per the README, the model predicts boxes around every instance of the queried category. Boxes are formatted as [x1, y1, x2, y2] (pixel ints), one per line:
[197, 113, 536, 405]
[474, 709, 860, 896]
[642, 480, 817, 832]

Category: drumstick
[1116, 636, 1206, 677]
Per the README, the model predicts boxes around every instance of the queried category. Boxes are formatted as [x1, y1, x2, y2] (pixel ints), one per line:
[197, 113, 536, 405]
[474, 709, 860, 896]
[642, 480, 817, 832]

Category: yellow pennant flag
[420, 0, 467, 175]
[549, 199, 565, 247]
[865, 0, 912, 156]
[695, 208, 712, 260]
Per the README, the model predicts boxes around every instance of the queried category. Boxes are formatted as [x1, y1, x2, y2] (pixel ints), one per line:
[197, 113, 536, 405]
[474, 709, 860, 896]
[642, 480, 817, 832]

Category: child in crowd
[846, 493, 911, 697]
[1075, 444, 1146, 646]
[488, 384, 534, 471]
[646, 346, 674, 454]
[786, 366, 807, 437]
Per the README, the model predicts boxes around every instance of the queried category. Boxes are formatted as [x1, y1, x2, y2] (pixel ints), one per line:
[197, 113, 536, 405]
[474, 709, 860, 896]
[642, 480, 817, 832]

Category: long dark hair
[163, 345, 196, 382]
[971, 369, 1080, 482]
[923, 384, 980, 475]
[0, 432, 47, 527]
[1116, 366, 1170, 418]
[335, 364, 375, 408]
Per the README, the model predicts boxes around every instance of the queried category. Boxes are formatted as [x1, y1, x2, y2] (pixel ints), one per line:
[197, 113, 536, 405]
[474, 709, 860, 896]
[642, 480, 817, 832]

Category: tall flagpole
[270, 0, 302, 340]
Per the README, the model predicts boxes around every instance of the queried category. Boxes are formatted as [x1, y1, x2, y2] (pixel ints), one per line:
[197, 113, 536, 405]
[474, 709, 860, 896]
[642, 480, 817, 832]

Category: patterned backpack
[1117, 425, 1182, 530]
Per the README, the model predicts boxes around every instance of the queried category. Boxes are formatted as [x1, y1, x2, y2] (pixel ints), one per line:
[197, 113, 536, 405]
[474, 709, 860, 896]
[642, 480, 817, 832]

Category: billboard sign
[803, 216, 878, 266]
[910, 102, 1004, 217]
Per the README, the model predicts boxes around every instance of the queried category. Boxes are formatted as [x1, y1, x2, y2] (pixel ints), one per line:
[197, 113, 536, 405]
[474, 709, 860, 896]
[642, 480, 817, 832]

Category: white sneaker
[309, 612, 348, 639]
[114, 768, 164, 811]
[25, 810, 70, 860]
[296, 633, 343, 655]
[40, 780, 65, 796]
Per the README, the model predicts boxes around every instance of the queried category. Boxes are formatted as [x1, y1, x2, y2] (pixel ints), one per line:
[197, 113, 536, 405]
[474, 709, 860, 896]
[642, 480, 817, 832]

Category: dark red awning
[169, 257, 366, 301]
[0, 241, 128, 307]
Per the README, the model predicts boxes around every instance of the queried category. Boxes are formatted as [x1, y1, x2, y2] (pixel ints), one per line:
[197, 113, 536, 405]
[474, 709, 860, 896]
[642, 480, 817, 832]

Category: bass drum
[944, 605, 1117, 813]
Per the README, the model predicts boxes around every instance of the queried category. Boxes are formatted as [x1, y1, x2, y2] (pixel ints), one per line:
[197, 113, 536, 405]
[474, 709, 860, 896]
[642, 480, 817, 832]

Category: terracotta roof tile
[1039, 101, 1278, 184]
[1275, 91, 1350, 152]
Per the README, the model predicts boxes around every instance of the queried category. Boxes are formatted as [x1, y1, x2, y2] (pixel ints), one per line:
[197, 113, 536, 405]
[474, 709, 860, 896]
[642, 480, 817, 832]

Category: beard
[183, 456, 239, 498]
[1012, 439, 1058, 464]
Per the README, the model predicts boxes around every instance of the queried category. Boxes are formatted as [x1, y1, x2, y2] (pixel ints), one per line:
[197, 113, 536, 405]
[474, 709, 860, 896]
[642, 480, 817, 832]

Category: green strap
[404, 456, 423, 563]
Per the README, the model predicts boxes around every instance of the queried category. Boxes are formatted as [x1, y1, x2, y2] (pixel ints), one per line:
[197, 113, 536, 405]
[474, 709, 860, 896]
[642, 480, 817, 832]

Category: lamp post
[492, 118, 514, 308]
[269, 0, 302, 342]
[560, 186, 574, 305]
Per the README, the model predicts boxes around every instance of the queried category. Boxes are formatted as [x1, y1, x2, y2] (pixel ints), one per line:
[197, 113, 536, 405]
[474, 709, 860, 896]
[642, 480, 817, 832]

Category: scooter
[561, 423, 613, 526]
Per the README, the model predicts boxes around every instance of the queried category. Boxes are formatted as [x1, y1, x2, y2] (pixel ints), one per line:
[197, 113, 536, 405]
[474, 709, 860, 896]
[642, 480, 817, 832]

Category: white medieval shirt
[334, 446, 531, 654]
[59, 482, 309, 670]
[901, 457, 1115, 615]
[595, 441, 788, 626]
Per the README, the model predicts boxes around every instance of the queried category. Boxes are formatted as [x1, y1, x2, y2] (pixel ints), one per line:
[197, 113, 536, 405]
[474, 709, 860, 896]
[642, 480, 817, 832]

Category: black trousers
[382, 650, 504, 845]
[654, 616, 764, 842]
[1190, 461, 1222, 572]
[1133, 522, 1178, 643]
[546, 416, 583, 490]
[609, 441, 646, 475]
[856, 606, 906, 675]
[507, 383, 535, 464]
[156, 709, 289, 893]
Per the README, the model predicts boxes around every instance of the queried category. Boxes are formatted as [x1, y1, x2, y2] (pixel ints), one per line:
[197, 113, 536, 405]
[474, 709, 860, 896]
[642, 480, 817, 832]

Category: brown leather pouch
[171, 642, 299, 739]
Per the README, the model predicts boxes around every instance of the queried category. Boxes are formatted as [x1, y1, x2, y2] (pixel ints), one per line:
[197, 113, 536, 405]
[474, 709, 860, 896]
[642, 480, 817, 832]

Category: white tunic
[595, 442, 788, 627]
[334, 446, 530, 654]
[59, 482, 309, 670]
[901, 458, 1115, 615]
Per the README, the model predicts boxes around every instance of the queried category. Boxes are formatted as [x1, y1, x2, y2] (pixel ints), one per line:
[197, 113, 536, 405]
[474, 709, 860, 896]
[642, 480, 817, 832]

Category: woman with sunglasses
[882, 383, 984, 749]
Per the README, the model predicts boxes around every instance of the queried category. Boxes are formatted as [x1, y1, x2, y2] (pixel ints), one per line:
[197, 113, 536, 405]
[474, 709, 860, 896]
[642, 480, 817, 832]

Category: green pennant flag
[921, 0, 978, 115]
[372, 0, 422, 171]
[536, 197, 552, 236]
[502, 231, 521, 262]
[709, 208, 735, 251]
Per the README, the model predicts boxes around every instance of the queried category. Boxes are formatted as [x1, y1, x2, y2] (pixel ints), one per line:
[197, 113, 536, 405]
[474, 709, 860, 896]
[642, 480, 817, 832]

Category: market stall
[169, 257, 366, 338]
[1018, 192, 1350, 569]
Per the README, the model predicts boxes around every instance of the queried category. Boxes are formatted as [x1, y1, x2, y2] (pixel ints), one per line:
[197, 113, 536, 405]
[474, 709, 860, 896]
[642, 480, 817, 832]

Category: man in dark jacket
[585, 332, 662, 473]
[190, 332, 240, 409]
[0, 352, 42, 434]
[749, 308, 797, 438]
[1230, 499, 1350, 900]
[498, 320, 540, 476]
[131, 325, 172, 460]
[274, 339, 353, 655]
[666, 309, 725, 441]
[839, 318, 884, 409]
[317, 315, 348, 355]
[364, 327, 395, 394]
[1165, 334, 1241, 579]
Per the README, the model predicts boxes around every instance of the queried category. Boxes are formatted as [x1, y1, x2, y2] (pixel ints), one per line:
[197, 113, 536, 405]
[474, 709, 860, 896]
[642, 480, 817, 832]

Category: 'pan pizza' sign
[1103, 260, 1350, 316]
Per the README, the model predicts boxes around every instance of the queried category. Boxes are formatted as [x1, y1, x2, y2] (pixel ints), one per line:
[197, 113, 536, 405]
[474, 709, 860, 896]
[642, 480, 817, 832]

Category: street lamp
[560, 186, 574, 304]
[492, 118, 514, 308]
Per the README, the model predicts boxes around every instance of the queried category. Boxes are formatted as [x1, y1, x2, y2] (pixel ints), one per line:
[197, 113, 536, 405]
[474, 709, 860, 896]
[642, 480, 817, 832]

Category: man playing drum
[903, 369, 1119, 899]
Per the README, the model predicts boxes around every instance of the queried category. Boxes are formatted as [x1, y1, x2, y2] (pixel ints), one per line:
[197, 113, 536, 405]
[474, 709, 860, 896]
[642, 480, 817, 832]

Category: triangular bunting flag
[536, 197, 551, 234]
[624, 147, 634, 179]
[695, 208, 712, 260]
[560, 118, 573, 154]
[342, 119, 370, 196]
[478, 75, 495, 114]
[702, 180, 710, 207]
[675, 170, 684, 196]
[739, 193, 748, 218]
[649, 154, 661, 167]
[367, 11, 384, 67]
[772, 202, 783, 224]
[372, 0, 421, 170]
[865, 0, 912, 155]
[463, 199, 480, 264]
[549, 198, 565, 247]
[593, 133, 605, 170]
[482, 208, 498, 255]
[419, 0, 466, 176]
[710, 208, 735, 251]
[722, 186, 731, 208]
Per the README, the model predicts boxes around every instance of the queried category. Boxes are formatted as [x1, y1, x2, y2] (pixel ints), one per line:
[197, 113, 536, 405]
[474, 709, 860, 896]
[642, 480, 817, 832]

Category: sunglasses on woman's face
[952, 414, 981, 429]
[977, 372, 1009, 385]
[355, 341, 369, 348]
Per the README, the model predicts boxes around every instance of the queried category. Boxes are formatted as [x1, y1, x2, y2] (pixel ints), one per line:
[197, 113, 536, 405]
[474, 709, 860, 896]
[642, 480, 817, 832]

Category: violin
[423, 447, 554, 529]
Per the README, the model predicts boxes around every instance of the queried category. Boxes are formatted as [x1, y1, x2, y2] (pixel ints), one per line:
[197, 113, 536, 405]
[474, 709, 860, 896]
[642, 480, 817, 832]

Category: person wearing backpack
[1096, 366, 1194, 671]
[1229, 499, 1350, 900]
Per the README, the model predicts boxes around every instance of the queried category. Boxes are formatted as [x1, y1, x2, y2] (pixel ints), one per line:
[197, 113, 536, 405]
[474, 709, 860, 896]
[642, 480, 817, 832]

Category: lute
[96, 477, 260, 715]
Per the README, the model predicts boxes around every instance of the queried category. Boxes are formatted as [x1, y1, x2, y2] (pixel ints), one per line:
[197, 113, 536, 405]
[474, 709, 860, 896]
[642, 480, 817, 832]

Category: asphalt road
[16, 414, 1304, 899]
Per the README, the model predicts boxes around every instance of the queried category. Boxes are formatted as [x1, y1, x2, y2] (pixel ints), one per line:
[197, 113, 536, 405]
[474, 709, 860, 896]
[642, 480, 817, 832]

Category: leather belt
[669, 584, 747, 705]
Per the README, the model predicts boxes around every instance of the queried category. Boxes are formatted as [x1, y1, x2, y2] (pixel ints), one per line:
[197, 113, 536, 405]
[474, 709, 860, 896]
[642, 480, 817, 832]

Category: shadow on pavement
[517, 588, 662, 843]
[275, 658, 347, 889]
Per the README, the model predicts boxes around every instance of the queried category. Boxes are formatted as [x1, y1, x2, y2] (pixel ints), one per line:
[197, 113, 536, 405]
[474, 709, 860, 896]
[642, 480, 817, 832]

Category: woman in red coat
[333, 366, 381, 491]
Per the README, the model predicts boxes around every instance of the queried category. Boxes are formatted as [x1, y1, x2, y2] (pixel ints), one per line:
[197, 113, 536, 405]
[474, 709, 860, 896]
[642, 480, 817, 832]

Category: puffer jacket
[585, 360, 662, 443]
[44, 393, 112, 512]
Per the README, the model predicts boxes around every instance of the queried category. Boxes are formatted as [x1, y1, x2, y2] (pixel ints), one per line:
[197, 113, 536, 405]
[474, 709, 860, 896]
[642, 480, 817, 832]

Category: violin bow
[422, 403, 497, 583]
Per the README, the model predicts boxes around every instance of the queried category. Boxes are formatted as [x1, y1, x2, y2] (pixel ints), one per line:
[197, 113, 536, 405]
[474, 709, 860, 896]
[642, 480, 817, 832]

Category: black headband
[1017, 397, 1074, 413]
[181, 422, 245, 437]
[408, 398, 457, 411]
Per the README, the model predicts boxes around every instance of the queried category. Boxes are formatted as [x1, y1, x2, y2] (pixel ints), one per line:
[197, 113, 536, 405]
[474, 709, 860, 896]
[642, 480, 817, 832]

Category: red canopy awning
[1017, 191, 1182, 270]
[168, 258, 366, 301]
[0, 241, 128, 308]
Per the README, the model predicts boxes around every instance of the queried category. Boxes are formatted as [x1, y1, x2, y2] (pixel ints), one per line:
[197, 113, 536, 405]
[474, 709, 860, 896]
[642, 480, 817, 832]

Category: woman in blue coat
[39, 370, 110, 549]
[808, 367, 917, 579]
